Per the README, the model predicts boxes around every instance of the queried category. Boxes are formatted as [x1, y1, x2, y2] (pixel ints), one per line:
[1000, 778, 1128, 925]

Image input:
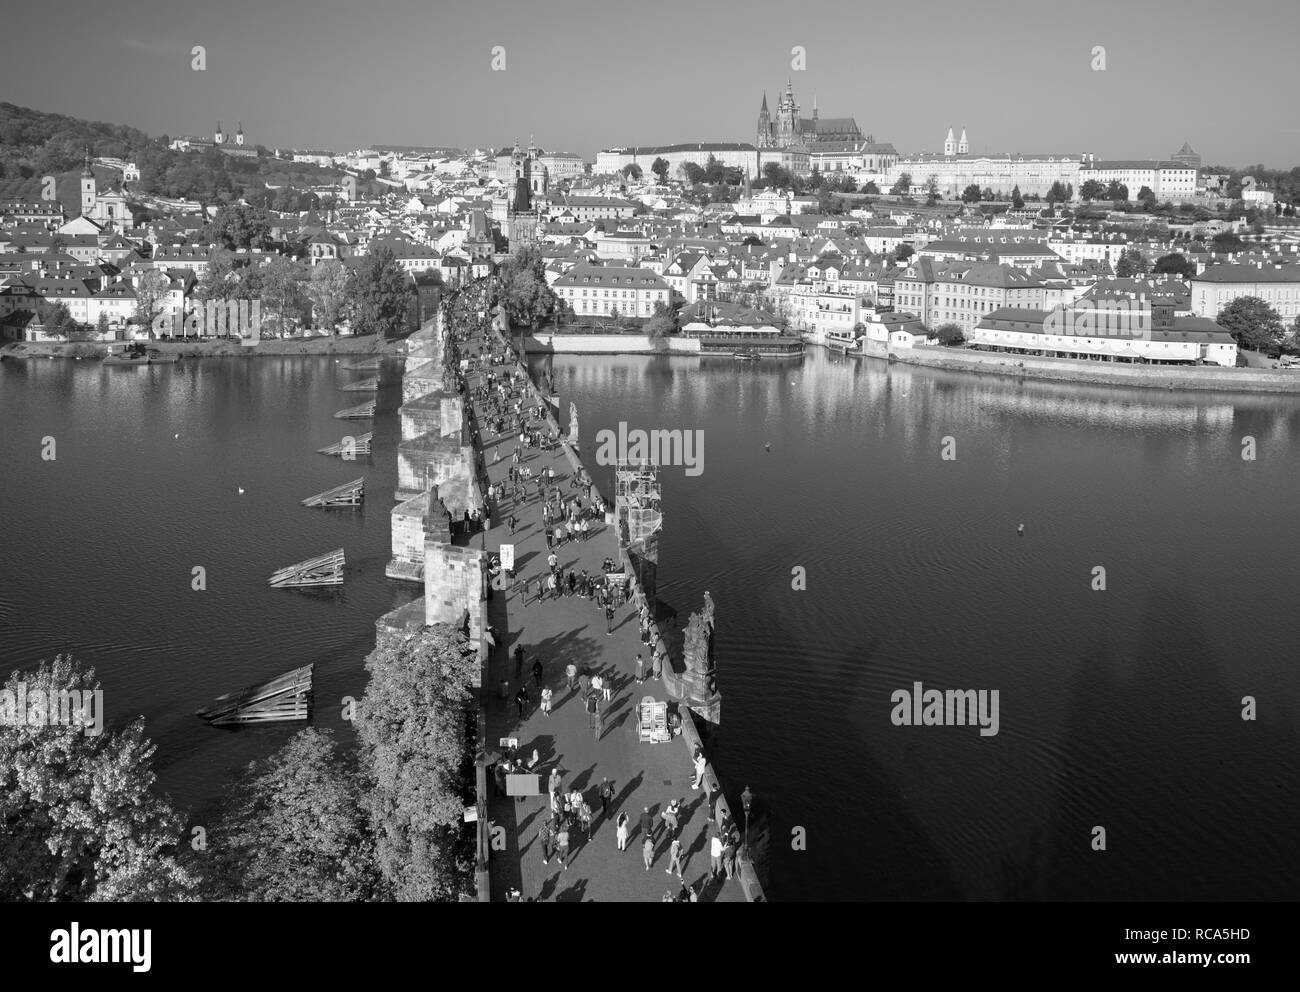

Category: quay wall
[886, 345, 1300, 394]
[523, 334, 700, 355]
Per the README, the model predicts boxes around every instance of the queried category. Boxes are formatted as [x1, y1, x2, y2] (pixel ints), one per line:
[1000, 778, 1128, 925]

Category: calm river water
[3, 350, 1298, 900]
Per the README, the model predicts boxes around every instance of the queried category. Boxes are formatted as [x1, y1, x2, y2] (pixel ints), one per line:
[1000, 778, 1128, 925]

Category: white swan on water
[238, 486, 245, 495]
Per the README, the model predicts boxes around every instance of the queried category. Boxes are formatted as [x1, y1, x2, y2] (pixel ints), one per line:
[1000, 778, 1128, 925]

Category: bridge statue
[682, 590, 716, 678]
[568, 402, 579, 448]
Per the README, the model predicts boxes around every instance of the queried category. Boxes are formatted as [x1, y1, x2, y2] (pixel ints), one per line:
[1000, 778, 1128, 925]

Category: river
[3, 349, 1298, 900]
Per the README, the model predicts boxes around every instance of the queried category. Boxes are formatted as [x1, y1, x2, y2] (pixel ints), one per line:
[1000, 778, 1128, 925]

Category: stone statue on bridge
[682, 590, 716, 678]
[568, 402, 579, 448]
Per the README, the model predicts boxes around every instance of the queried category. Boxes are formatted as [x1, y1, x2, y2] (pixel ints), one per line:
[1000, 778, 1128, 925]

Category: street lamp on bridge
[741, 785, 754, 862]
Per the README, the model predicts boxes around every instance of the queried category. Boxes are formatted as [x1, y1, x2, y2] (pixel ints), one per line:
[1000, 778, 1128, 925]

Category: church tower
[776, 80, 801, 148]
[215, 121, 225, 145]
[943, 126, 956, 157]
[80, 151, 96, 218]
[958, 128, 968, 155]
[756, 92, 772, 148]
[236, 122, 245, 146]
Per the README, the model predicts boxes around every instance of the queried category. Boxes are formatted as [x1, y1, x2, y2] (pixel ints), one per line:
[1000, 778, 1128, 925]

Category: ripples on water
[539, 349, 1300, 901]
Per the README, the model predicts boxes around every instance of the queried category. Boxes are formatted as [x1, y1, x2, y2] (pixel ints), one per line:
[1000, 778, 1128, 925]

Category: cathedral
[756, 81, 863, 150]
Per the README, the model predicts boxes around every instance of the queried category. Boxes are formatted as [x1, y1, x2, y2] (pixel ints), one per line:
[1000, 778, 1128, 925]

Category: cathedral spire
[761, 91, 768, 112]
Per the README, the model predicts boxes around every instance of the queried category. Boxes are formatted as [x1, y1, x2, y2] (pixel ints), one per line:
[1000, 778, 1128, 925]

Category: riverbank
[875, 345, 1300, 394]
[0, 334, 407, 360]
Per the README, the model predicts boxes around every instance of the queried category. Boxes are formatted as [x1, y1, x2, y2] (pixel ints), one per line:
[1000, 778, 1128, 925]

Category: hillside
[0, 103, 353, 209]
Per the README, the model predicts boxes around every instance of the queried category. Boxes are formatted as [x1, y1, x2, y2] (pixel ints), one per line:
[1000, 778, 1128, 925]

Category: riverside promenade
[464, 325, 747, 903]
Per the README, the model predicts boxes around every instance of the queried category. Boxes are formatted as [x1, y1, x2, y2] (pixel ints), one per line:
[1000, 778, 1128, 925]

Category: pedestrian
[493, 761, 507, 798]
[616, 812, 629, 851]
[599, 777, 613, 818]
[515, 685, 529, 719]
[602, 670, 613, 701]
[635, 654, 645, 683]
[532, 657, 544, 686]
[540, 685, 553, 716]
[548, 767, 562, 797]
[605, 601, 615, 636]
[548, 551, 558, 574]
[555, 522, 566, 546]
[566, 571, 577, 597]
[514, 645, 524, 681]
[508, 514, 517, 535]
[544, 526, 554, 550]
[652, 650, 663, 681]
[662, 799, 680, 837]
[710, 831, 724, 880]
[639, 805, 654, 845]
[691, 750, 707, 790]
[588, 693, 601, 740]
[667, 836, 684, 878]
[579, 670, 590, 696]
[643, 835, 655, 871]
[556, 823, 571, 870]
[579, 801, 593, 841]
[547, 572, 558, 600]
[539, 819, 554, 866]
[566, 662, 577, 691]
[591, 673, 603, 699]
[723, 829, 737, 880]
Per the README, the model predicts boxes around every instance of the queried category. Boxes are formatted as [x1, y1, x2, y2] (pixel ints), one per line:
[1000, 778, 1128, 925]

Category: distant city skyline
[1, 0, 1297, 168]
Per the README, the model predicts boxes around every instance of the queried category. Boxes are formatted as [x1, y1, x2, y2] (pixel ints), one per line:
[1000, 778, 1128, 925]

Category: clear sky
[2, 0, 1297, 167]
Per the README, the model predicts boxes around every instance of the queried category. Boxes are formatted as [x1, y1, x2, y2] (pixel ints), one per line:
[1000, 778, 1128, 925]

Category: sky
[2, 0, 1298, 168]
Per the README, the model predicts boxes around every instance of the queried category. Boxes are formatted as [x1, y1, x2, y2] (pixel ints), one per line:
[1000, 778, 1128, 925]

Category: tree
[620, 163, 642, 181]
[890, 172, 912, 196]
[194, 248, 242, 304]
[961, 184, 983, 204]
[650, 157, 669, 184]
[35, 300, 76, 338]
[204, 203, 271, 250]
[1011, 185, 1024, 209]
[1114, 247, 1149, 278]
[205, 728, 378, 901]
[646, 299, 675, 338]
[346, 247, 411, 339]
[1047, 181, 1071, 204]
[1105, 180, 1129, 201]
[0, 655, 198, 901]
[96, 311, 111, 337]
[495, 245, 558, 328]
[1211, 232, 1246, 254]
[354, 624, 478, 901]
[1137, 185, 1156, 207]
[258, 255, 307, 336]
[1216, 296, 1284, 351]
[680, 161, 706, 185]
[1079, 180, 1105, 201]
[1152, 253, 1197, 279]
[894, 244, 914, 263]
[860, 180, 880, 195]
[133, 269, 171, 332]
[934, 322, 965, 346]
[306, 259, 350, 333]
